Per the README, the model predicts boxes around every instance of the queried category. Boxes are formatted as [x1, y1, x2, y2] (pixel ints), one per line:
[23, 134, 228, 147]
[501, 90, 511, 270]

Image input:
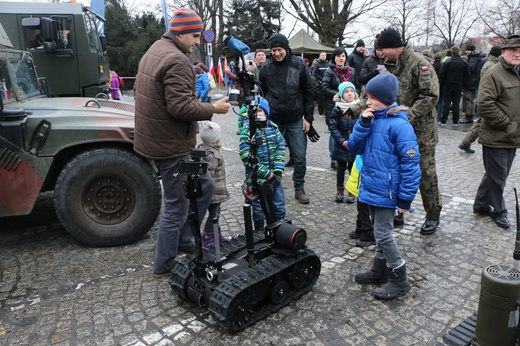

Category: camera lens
[229, 89, 240, 106]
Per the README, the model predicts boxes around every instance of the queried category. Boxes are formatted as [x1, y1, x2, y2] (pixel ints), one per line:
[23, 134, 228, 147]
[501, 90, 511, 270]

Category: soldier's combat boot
[373, 263, 411, 299]
[460, 115, 474, 124]
[355, 258, 388, 285]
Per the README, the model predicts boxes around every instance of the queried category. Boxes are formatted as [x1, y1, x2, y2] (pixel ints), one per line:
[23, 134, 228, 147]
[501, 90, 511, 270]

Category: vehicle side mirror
[40, 18, 55, 42]
[21, 17, 41, 29]
[100, 35, 107, 53]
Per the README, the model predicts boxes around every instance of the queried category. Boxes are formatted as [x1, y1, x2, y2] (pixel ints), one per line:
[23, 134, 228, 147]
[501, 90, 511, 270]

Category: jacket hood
[373, 104, 408, 119]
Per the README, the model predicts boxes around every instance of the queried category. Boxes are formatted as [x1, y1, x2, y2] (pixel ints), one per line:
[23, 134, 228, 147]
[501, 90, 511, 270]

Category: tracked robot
[168, 36, 321, 331]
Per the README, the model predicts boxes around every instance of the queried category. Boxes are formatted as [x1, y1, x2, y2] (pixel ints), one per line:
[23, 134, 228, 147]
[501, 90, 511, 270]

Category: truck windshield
[8, 53, 40, 100]
[83, 12, 101, 53]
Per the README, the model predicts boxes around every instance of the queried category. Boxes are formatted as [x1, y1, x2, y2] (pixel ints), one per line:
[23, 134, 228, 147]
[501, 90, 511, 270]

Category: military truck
[0, 1, 110, 97]
[0, 23, 161, 247]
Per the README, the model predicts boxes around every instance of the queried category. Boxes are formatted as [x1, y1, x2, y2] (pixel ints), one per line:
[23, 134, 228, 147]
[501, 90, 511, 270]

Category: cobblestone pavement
[1, 104, 519, 346]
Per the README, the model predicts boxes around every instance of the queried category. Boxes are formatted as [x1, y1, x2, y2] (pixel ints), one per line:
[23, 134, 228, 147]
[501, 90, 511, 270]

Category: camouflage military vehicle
[0, 1, 110, 97]
[0, 24, 161, 247]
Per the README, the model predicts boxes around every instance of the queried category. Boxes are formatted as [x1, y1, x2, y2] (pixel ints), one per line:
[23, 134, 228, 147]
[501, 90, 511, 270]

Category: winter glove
[306, 125, 320, 143]
[268, 172, 282, 193]
[244, 186, 254, 203]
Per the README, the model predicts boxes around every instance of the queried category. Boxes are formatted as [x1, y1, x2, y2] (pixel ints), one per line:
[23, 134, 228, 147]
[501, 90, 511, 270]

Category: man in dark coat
[312, 51, 329, 117]
[461, 44, 483, 123]
[259, 33, 317, 204]
[438, 45, 470, 126]
[348, 39, 368, 82]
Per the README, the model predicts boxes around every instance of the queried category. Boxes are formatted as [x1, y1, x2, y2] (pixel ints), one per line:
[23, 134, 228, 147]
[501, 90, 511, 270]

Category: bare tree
[477, 0, 520, 38]
[375, 0, 425, 45]
[430, 0, 480, 48]
[159, 0, 226, 70]
[283, 0, 383, 46]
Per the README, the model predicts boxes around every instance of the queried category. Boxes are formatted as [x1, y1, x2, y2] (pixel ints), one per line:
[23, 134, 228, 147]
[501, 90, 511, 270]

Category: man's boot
[460, 115, 474, 124]
[373, 263, 412, 299]
[349, 229, 361, 239]
[356, 230, 376, 247]
[355, 258, 388, 284]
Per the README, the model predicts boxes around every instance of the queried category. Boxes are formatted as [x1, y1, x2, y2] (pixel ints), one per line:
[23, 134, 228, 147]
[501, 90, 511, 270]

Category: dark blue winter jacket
[347, 104, 421, 210]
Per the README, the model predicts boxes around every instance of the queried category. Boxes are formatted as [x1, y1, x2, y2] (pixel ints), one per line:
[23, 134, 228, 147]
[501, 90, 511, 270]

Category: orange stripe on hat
[168, 9, 203, 35]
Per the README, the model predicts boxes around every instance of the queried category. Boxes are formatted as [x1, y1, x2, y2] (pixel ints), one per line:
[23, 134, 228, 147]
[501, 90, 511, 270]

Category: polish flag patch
[420, 65, 429, 71]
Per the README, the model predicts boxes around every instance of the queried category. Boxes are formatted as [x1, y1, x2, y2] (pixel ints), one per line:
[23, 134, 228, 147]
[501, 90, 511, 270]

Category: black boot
[349, 229, 361, 239]
[356, 230, 376, 247]
[373, 263, 411, 299]
[355, 258, 388, 284]
[460, 115, 474, 124]
[458, 143, 475, 154]
[254, 221, 264, 232]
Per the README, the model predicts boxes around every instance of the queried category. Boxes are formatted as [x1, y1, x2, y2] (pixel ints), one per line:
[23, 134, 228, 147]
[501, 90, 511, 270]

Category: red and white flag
[207, 57, 214, 79]
[218, 56, 225, 84]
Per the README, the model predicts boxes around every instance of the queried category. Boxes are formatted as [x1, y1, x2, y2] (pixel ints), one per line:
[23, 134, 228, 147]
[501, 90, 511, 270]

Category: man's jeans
[279, 118, 307, 189]
[153, 155, 214, 274]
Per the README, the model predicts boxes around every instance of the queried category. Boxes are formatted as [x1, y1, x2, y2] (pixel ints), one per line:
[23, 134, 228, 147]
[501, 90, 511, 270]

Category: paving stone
[1, 106, 519, 345]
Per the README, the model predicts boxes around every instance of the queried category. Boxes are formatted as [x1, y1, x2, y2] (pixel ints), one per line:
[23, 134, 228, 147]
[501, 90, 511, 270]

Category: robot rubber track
[169, 233, 321, 332]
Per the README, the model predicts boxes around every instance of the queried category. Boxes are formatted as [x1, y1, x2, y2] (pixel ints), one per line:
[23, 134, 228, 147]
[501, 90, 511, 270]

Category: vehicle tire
[54, 148, 161, 247]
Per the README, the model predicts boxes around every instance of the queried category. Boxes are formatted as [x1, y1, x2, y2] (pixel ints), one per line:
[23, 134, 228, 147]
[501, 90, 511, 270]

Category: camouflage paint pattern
[0, 97, 137, 217]
[384, 45, 442, 219]
[462, 89, 476, 116]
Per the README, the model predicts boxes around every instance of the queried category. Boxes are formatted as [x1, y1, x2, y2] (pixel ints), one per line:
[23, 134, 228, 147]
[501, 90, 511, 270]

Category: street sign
[206, 43, 212, 56]
[203, 29, 215, 43]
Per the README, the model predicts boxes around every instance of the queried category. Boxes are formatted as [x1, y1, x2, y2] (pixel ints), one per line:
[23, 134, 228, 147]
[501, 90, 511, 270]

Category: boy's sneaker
[219, 234, 227, 243]
[201, 232, 215, 250]
[335, 190, 344, 203]
[345, 193, 356, 204]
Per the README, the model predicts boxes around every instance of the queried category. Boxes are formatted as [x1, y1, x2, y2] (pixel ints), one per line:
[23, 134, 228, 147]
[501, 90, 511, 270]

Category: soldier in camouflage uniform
[377, 27, 442, 235]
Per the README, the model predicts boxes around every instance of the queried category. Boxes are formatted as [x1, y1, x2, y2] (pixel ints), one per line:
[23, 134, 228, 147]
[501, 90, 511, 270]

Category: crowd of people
[132, 7, 520, 301]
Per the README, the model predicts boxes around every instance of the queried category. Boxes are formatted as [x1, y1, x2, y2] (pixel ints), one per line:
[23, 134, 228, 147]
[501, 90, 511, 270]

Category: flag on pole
[218, 57, 224, 84]
[207, 56, 214, 79]
[90, 0, 105, 35]
[161, 0, 169, 32]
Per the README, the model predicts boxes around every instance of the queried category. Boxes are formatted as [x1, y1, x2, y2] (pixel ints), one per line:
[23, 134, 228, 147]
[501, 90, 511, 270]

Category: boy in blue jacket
[347, 73, 421, 300]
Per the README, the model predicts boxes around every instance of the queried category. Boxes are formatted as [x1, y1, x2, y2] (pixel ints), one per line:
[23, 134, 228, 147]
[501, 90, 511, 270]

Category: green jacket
[477, 57, 520, 148]
[384, 45, 440, 148]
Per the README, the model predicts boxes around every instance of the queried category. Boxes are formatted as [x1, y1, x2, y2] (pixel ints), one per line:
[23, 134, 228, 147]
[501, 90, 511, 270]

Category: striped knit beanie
[168, 9, 203, 35]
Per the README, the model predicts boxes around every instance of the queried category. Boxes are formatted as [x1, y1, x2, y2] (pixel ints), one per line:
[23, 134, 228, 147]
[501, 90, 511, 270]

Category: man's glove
[307, 125, 320, 142]
[268, 172, 282, 193]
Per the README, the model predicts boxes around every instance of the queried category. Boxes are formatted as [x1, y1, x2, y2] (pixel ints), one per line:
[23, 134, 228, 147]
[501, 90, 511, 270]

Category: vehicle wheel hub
[83, 177, 135, 225]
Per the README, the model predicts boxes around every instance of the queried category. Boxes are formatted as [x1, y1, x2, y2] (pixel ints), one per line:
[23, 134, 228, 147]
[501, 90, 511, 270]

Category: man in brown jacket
[473, 36, 520, 229]
[134, 9, 230, 277]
